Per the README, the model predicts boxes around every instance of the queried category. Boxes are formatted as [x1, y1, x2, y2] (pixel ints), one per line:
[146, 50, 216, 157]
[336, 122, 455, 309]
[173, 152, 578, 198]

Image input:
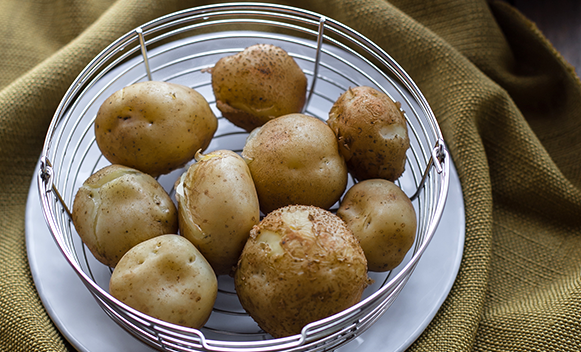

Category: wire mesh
[37, 3, 450, 352]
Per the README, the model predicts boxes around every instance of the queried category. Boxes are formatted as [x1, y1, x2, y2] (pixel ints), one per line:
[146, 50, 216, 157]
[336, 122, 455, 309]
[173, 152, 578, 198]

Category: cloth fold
[1, 0, 579, 351]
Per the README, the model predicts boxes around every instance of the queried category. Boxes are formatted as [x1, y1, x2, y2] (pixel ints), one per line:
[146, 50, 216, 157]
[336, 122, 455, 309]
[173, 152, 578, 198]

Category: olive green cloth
[1, 0, 580, 351]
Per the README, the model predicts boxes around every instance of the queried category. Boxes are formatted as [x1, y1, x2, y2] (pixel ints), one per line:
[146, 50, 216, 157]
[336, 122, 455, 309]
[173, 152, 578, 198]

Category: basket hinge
[39, 156, 73, 220]
[431, 138, 446, 174]
[410, 138, 447, 201]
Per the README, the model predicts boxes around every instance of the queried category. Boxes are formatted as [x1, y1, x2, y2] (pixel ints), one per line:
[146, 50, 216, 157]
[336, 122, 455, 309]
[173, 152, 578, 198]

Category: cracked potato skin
[94, 81, 218, 177]
[327, 86, 410, 181]
[337, 179, 417, 272]
[175, 150, 260, 276]
[109, 235, 218, 329]
[72, 164, 178, 267]
[211, 44, 307, 132]
[234, 205, 370, 338]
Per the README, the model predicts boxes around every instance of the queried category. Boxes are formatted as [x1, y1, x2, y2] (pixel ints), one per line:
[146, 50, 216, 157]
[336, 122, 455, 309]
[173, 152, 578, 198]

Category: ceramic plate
[27, 21, 465, 351]
[26, 157, 464, 352]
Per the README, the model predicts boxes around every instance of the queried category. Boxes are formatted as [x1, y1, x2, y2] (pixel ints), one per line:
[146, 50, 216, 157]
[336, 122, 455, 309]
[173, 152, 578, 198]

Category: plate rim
[25, 157, 464, 352]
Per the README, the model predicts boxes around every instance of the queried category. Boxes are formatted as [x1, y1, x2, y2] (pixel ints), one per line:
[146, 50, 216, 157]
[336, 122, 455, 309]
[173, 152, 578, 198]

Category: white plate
[25, 157, 464, 352]
[28, 19, 465, 351]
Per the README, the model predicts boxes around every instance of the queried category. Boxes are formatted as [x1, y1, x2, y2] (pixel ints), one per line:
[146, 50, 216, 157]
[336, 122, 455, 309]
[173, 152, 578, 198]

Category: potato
[72, 164, 178, 267]
[109, 234, 218, 329]
[234, 205, 371, 338]
[242, 113, 348, 214]
[211, 44, 307, 132]
[337, 179, 417, 271]
[94, 81, 218, 177]
[175, 149, 260, 276]
[327, 86, 410, 181]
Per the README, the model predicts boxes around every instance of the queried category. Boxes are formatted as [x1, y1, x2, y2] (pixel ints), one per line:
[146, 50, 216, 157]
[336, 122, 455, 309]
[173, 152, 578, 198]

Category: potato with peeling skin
[327, 86, 410, 181]
[234, 205, 371, 338]
[211, 44, 308, 132]
[109, 234, 218, 329]
[72, 164, 178, 267]
[94, 81, 218, 177]
[175, 149, 260, 276]
[242, 113, 348, 214]
[337, 179, 417, 272]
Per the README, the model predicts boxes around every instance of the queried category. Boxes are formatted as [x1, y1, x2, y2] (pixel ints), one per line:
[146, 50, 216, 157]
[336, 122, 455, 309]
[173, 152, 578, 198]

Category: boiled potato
[94, 81, 218, 177]
[242, 113, 348, 214]
[72, 164, 178, 267]
[235, 205, 371, 338]
[337, 179, 417, 271]
[211, 44, 307, 132]
[327, 86, 410, 181]
[175, 149, 260, 276]
[109, 234, 218, 329]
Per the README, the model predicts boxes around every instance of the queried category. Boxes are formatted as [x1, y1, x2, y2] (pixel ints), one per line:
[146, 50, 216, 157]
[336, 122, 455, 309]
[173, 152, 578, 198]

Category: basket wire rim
[37, 2, 450, 351]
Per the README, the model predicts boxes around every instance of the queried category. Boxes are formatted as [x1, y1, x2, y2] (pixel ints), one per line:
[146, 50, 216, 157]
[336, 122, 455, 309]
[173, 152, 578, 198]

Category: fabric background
[1, 0, 580, 351]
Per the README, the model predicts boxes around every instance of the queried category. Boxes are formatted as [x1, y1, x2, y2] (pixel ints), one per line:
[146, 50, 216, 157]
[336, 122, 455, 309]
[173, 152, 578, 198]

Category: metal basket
[37, 3, 450, 351]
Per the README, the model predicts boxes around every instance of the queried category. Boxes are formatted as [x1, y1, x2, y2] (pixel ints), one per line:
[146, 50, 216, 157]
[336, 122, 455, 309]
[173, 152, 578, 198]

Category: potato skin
[94, 81, 218, 177]
[337, 179, 417, 272]
[175, 150, 260, 276]
[242, 113, 348, 214]
[109, 234, 218, 329]
[235, 205, 370, 338]
[211, 44, 307, 132]
[72, 164, 178, 267]
[327, 86, 410, 181]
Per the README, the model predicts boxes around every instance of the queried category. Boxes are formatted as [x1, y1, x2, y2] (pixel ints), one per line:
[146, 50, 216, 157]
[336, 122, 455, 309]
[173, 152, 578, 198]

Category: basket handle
[136, 27, 153, 81]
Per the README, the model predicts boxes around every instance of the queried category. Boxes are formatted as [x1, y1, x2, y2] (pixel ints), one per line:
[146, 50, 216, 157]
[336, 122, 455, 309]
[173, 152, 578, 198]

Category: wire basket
[37, 3, 450, 352]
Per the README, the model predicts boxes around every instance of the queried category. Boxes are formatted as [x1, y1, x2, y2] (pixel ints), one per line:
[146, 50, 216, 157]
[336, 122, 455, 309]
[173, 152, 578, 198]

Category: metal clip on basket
[37, 3, 450, 352]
